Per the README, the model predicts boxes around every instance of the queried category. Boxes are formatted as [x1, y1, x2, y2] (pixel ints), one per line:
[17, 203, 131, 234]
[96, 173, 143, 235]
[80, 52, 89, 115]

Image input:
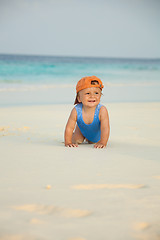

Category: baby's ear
[77, 94, 81, 103]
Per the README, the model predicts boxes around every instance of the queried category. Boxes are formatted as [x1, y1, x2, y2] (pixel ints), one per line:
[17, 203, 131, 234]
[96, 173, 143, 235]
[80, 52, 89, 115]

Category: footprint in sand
[153, 176, 160, 179]
[17, 126, 30, 131]
[0, 126, 11, 137]
[71, 184, 146, 190]
[0, 235, 36, 240]
[68, 238, 86, 240]
[30, 218, 45, 225]
[133, 222, 160, 240]
[0, 126, 10, 131]
[12, 204, 92, 218]
[133, 222, 150, 230]
[0, 126, 30, 137]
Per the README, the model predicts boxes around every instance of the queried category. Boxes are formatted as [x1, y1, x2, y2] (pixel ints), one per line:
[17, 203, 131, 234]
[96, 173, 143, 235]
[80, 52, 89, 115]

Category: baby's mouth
[88, 100, 95, 102]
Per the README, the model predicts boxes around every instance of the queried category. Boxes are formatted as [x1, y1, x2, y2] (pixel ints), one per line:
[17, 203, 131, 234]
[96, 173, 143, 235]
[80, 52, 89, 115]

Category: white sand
[0, 102, 160, 240]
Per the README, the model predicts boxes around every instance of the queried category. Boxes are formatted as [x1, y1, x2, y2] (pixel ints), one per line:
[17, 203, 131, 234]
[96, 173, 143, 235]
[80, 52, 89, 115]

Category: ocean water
[0, 54, 160, 105]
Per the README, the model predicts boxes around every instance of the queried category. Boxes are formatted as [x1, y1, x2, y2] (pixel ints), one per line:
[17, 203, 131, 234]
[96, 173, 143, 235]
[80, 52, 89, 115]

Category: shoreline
[1, 82, 160, 107]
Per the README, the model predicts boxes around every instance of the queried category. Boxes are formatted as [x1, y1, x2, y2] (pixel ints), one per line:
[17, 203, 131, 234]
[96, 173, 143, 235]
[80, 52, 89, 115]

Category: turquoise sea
[0, 54, 160, 105]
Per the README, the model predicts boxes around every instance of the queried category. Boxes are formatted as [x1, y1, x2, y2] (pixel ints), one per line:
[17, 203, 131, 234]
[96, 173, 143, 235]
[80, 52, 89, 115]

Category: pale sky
[0, 0, 160, 58]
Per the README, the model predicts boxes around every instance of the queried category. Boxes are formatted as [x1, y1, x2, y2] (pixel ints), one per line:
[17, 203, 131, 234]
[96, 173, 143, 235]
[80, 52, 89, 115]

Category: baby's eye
[95, 92, 99, 94]
[85, 92, 90, 95]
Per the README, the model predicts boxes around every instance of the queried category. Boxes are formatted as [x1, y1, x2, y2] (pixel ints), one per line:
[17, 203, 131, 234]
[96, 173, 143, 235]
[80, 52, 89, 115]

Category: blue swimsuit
[75, 103, 102, 143]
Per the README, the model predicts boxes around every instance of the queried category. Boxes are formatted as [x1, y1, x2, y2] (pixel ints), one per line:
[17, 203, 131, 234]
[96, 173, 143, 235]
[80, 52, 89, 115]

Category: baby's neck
[82, 104, 98, 113]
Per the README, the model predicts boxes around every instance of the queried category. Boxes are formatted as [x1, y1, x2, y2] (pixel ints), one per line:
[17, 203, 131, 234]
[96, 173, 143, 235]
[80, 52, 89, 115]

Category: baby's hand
[65, 143, 78, 147]
[94, 142, 106, 149]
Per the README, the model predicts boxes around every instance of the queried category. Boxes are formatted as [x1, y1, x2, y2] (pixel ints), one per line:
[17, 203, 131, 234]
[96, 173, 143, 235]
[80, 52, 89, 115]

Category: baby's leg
[72, 124, 85, 144]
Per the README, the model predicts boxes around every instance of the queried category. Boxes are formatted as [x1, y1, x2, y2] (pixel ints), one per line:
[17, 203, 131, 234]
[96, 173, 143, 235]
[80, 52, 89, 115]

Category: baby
[64, 76, 110, 148]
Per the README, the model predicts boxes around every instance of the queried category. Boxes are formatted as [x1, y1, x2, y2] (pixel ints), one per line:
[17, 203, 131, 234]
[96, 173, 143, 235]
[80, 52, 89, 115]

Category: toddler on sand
[64, 76, 110, 148]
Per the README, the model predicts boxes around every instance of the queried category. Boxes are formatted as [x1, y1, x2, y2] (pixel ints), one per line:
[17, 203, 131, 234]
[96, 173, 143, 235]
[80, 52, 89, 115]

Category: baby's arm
[94, 106, 110, 148]
[64, 108, 78, 147]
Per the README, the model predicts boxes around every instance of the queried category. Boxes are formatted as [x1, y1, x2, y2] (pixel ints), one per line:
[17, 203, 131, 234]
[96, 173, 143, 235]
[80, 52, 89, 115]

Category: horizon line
[0, 52, 160, 61]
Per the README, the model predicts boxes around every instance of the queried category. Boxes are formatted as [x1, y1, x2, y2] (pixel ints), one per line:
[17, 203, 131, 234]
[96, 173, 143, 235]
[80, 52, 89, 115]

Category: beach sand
[0, 102, 160, 240]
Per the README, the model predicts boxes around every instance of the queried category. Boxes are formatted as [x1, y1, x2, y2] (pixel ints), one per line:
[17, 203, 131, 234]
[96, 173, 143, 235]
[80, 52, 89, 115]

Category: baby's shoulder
[99, 105, 109, 119]
[69, 107, 77, 120]
[100, 104, 108, 112]
[71, 107, 77, 115]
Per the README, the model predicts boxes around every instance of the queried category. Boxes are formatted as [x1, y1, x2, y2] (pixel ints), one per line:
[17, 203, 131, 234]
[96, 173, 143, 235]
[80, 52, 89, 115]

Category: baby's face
[78, 87, 102, 107]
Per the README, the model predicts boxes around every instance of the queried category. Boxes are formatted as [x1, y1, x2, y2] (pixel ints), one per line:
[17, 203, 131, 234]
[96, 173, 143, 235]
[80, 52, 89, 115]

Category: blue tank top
[75, 103, 102, 143]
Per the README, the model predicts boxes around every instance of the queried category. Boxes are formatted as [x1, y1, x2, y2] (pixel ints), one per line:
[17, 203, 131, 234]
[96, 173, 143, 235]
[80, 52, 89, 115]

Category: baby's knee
[75, 138, 84, 144]
[73, 136, 84, 144]
[72, 133, 84, 144]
